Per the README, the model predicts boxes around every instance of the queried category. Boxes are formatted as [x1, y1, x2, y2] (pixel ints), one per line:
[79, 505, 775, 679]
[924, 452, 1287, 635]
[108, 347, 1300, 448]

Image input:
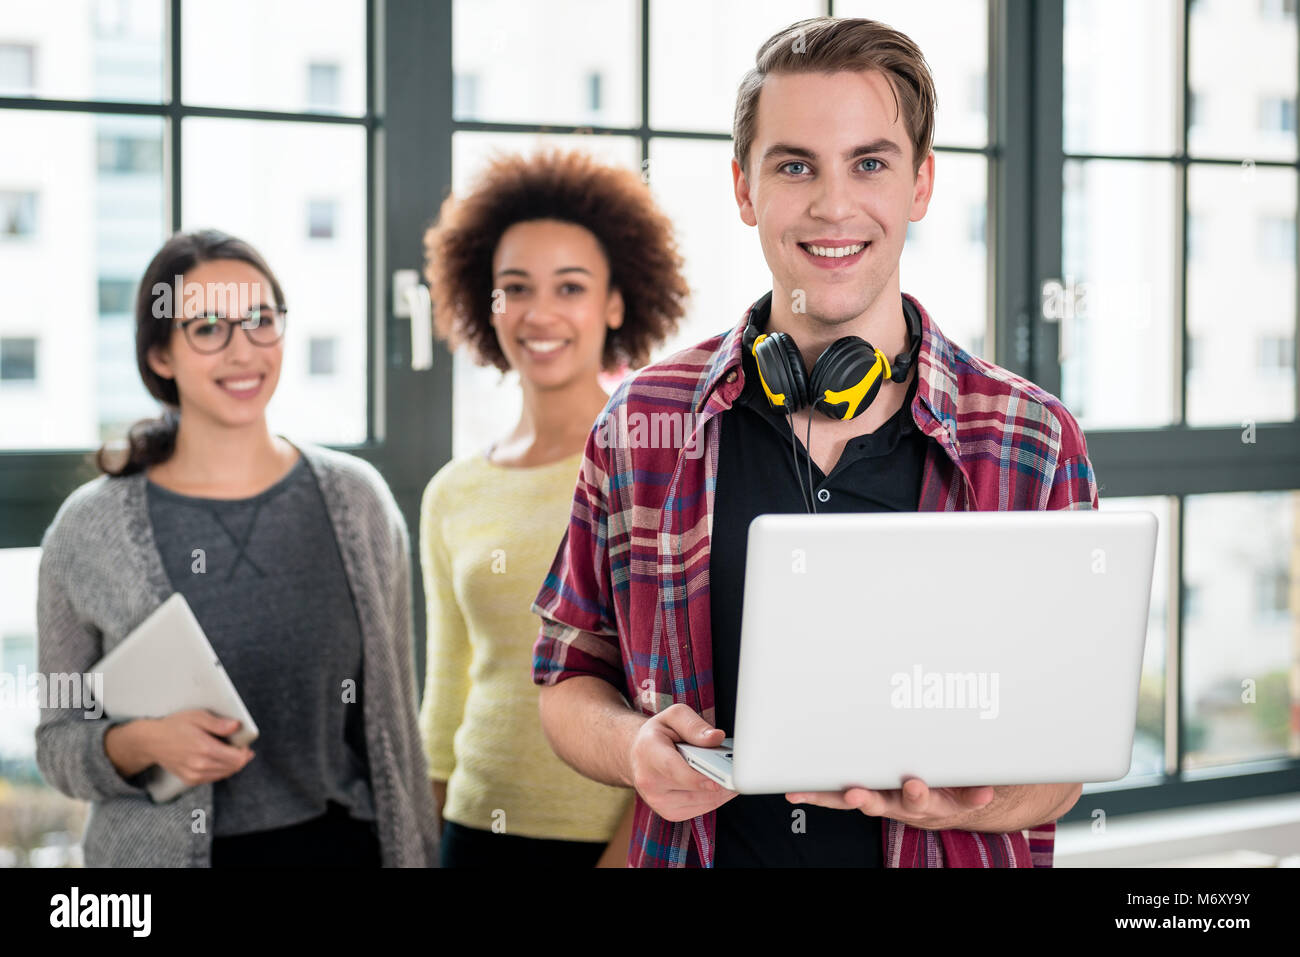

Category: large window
[0, 0, 450, 866]
[1055, 0, 1300, 818]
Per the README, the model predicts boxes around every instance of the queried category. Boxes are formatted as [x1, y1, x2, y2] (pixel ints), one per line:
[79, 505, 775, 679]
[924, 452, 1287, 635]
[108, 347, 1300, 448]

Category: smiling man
[531, 16, 1096, 867]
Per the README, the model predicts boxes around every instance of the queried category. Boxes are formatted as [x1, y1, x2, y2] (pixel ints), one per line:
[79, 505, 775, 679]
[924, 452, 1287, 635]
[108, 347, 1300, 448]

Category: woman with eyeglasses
[35, 228, 438, 868]
[418, 149, 689, 867]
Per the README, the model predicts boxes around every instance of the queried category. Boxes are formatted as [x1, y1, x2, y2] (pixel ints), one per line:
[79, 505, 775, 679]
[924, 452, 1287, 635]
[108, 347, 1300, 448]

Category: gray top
[36, 441, 439, 867]
[146, 455, 375, 837]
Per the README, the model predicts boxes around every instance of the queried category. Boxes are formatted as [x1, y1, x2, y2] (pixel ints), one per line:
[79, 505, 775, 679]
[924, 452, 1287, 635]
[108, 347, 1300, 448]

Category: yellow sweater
[417, 451, 633, 842]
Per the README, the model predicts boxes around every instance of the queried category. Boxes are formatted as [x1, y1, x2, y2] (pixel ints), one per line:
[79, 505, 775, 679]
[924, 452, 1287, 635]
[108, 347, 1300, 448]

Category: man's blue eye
[861, 158, 883, 172]
[784, 161, 808, 175]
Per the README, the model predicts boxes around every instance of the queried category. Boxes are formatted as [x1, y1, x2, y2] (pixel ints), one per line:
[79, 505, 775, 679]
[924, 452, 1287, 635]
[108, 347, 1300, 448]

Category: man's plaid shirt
[532, 292, 1100, 867]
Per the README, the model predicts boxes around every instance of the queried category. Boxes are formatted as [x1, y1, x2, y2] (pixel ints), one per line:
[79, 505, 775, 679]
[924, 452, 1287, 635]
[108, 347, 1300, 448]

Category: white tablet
[89, 592, 259, 802]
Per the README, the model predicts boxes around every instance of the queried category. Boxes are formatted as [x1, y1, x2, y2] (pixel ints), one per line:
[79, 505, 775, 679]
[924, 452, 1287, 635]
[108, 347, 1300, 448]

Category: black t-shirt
[709, 297, 932, 867]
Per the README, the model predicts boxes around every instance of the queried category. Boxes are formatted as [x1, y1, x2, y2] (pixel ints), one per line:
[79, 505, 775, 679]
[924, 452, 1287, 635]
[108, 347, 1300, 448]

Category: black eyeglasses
[174, 305, 288, 354]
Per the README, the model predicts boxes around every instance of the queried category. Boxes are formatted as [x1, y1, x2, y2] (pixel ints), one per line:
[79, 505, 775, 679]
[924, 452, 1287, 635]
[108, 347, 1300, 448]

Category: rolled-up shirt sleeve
[531, 414, 625, 689]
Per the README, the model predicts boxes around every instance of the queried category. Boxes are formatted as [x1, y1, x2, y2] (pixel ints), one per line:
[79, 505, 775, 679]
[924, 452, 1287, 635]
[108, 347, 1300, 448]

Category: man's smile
[798, 239, 870, 268]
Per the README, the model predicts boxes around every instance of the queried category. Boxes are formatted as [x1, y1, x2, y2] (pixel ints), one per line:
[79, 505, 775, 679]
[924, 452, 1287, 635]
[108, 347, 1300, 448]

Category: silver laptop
[677, 510, 1157, 793]
[89, 592, 259, 802]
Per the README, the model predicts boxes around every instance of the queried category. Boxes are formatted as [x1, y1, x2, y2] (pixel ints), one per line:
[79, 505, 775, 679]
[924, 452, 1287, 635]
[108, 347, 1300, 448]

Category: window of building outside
[309, 335, 338, 376]
[0, 43, 35, 96]
[0, 191, 37, 238]
[307, 61, 342, 113]
[307, 198, 337, 240]
[0, 337, 37, 380]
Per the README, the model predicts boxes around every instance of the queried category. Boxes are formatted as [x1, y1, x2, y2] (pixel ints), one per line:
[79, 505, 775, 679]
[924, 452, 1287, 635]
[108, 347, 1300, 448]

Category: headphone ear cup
[754, 331, 809, 413]
[777, 335, 809, 412]
[809, 337, 886, 421]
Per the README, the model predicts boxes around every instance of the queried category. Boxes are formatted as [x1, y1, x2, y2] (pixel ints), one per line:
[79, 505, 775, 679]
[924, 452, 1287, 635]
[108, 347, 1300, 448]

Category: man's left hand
[786, 778, 995, 830]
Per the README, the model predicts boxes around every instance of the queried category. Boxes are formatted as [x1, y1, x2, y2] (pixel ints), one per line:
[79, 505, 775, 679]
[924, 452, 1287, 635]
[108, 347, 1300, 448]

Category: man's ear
[732, 157, 758, 228]
[146, 343, 175, 382]
[909, 150, 936, 223]
[606, 285, 625, 330]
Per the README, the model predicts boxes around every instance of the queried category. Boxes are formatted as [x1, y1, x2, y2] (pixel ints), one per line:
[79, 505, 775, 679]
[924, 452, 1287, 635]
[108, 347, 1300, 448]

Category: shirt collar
[698, 291, 963, 455]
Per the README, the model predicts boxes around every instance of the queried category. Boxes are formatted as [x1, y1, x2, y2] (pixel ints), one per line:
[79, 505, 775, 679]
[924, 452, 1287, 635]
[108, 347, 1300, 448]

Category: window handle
[394, 269, 434, 371]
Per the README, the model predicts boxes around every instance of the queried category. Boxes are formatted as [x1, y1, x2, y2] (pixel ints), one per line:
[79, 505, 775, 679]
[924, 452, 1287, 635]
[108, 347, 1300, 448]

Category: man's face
[732, 69, 935, 327]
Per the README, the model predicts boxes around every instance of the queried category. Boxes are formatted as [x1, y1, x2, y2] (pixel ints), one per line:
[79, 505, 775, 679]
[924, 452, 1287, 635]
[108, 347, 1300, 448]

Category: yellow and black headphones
[739, 291, 923, 513]
[740, 290, 922, 422]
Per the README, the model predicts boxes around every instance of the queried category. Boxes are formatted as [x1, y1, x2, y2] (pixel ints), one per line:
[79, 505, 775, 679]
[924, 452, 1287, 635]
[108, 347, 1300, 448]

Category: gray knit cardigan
[35, 441, 439, 867]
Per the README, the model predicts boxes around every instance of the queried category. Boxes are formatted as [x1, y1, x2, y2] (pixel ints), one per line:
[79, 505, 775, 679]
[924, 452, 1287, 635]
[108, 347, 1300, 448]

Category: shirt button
[817, 488, 830, 503]
[725, 370, 737, 382]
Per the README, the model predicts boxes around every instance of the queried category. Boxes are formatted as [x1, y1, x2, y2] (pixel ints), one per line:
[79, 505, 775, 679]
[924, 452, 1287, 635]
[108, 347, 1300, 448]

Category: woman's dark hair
[95, 229, 285, 476]
[422, 148, 689, 372]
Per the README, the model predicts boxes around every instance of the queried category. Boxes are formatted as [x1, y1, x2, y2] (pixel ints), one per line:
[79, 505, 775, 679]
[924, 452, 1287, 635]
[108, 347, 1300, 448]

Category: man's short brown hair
[733, 16, 937, 179]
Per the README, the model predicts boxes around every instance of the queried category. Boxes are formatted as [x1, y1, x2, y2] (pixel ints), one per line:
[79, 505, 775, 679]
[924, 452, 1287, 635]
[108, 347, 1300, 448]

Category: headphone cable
[805, 412, 818, 514]
[784, 414, 813, 514]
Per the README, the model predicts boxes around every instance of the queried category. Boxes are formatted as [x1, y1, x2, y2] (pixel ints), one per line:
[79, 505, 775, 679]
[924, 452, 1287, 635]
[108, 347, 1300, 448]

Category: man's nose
[810, 171, 855, 221]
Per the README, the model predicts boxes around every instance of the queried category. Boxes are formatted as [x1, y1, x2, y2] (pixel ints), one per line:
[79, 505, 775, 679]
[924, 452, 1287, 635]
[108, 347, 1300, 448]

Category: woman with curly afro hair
[416, 149, 689, 868]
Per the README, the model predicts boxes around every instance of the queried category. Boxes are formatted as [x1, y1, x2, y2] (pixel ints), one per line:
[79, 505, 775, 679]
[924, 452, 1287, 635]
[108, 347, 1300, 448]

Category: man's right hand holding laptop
[627, 704, 738, 822]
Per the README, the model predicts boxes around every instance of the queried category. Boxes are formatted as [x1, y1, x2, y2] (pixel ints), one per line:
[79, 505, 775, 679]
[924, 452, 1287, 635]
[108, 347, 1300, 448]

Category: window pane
[1063, 0, 1178, 156]
[649, 0, 821, 134]
[182, 0, 366, 116]
[0, 111, 165, 450]
[0, 548, 90, 868]
[835, 0, 989, 149]
[1186, 163, 1296, 425]
[1189, 0, 1298, 162]
[0, 0, 164, 103]
[1061, 160, 1177, 428]
[449, 132, 641, 457]
[453, 0, 638, 128]
[647, 138, 770, 360]
[182, 119, 367, 445]
[1090, 497, 1173, 786]
[898, 151, 988, 359]
[1182, 491, 1300, 771]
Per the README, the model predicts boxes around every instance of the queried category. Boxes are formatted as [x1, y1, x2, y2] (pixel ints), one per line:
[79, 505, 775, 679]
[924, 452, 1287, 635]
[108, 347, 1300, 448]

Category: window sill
[1055, 792, 1300, 866]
